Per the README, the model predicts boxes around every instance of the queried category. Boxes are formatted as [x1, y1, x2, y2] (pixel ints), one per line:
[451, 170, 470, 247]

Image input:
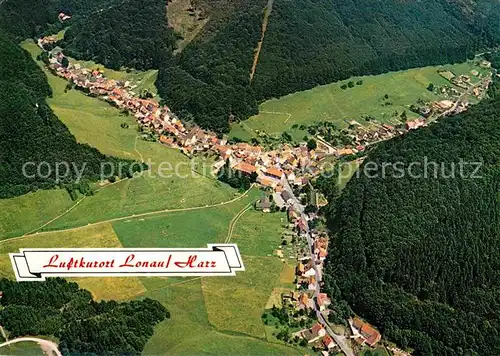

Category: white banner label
[10, 244, 244, 281]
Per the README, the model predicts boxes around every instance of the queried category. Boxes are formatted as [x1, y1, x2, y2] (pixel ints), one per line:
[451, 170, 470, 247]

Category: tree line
[0, 29, 146, 199]
[322, 96, 500, 355]
[0, 278, 169, 355]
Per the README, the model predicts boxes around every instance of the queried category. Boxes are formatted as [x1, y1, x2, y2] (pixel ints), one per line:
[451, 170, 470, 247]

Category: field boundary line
[2, 184, 255, 244]
[22, 178, 130, 237]
[259, 110, 292, 123]
[224, 201, 255, 243]
[134, 135, 145, 163]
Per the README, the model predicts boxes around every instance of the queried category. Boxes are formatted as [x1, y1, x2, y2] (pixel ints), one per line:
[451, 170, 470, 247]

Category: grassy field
[230, 210, 287, 256]
[0, 341, 44, 356]
[0, 43, 237, 239]
[338, 159, 362, 190]
[107, 193, 302, 354]
[112, 187, 260, 249]
[0, 40, 307, 355]
[0, 189, 74, 240]
[0, 224, 145, 301]
[202, 256, 284, 338]
[230, 62, 481, 139]
[140, 277, 301, 355]
[44, 142, 237, 231]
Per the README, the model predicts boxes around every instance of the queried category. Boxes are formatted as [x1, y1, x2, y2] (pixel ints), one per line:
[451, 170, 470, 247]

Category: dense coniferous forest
[16, 0, 500, 133]
[0, 278, 169, 354]
[62, 0, 178, 70]
[0, 0, 113, 40]
[252, 0, 500, 99]
[322, 97, 500, 355]
[155, 0, 266, 132]
[0, 31, 145, 199]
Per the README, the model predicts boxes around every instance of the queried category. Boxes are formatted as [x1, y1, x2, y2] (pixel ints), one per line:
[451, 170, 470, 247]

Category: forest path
[249, 0, 274, 82]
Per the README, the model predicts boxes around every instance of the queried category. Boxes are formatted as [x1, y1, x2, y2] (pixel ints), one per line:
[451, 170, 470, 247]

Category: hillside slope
[323, 97, 500, 355]
[162, 0, 500, 131]
[62, 0, 178, 70]
[36, 0, 500, 133]
[0, 31, 141, 198]
[251, 0, 500, 99]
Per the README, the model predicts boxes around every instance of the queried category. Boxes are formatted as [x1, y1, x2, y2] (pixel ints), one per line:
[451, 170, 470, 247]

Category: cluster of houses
[337, 118, 429, 157]
[39, 41, 393, 355]
[294, 322, 337, 354]
[42, 48, 330, 193]
[214, 141, 331, 190]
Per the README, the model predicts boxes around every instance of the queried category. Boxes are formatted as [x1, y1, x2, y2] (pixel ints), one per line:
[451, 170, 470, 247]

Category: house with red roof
[233, 162, 257, 175]
[322, 335, 335, 349]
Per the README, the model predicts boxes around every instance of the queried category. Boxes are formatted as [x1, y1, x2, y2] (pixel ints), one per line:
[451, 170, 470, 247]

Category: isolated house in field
[58, 12, 72, 21]
[255, 197, 272, 213]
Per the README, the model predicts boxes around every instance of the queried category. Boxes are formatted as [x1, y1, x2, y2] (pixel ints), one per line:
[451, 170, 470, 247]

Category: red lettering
[43, 254, 59, 268]
[174, 255, 197, 268]
[119, 254, 135, 267]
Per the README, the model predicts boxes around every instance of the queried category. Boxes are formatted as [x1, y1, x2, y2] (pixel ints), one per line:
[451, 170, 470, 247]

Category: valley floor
[1, 41, 493, 355]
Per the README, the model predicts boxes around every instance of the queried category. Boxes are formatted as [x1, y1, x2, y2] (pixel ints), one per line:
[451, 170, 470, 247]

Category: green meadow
[0, 43, 236, 239]
[0, 181, 301, 354]
[230, 61, 481, 139]
[1, 341, 44, 356]
[114, 200, 302, 354]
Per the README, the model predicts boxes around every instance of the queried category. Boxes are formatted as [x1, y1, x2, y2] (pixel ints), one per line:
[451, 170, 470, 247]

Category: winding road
[0, 337, 61, 356]
[283, 180, 354, 356]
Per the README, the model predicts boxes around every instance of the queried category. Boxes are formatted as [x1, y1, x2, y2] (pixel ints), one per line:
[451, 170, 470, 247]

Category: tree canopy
[323, 96, 500, 355]
[0, 278, 169, 355]
[0, 30, 145, 199]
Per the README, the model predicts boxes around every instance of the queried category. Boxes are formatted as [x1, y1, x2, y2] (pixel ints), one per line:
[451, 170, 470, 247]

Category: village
[39, 35, 494, 197]
[37, 36, 494, 356]
[254, 180, 394, 355]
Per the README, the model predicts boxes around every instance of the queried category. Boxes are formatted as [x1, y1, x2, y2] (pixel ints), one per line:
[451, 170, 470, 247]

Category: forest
[11, 0, 500, 133]
[161, 0, 500, 132]
[322, 96, 500, 355]
[156, 0, 266, 133]
[0, 0, 113, 40]
[251, 0, 500, 100]
[0, 278, 169, 354]
[61, 0, 178, 70]
[0, 30, 145, 199]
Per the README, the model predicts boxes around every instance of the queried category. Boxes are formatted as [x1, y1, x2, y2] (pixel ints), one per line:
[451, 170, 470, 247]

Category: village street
[284, 181, 355, 356]
[438, 76, 492, 119]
